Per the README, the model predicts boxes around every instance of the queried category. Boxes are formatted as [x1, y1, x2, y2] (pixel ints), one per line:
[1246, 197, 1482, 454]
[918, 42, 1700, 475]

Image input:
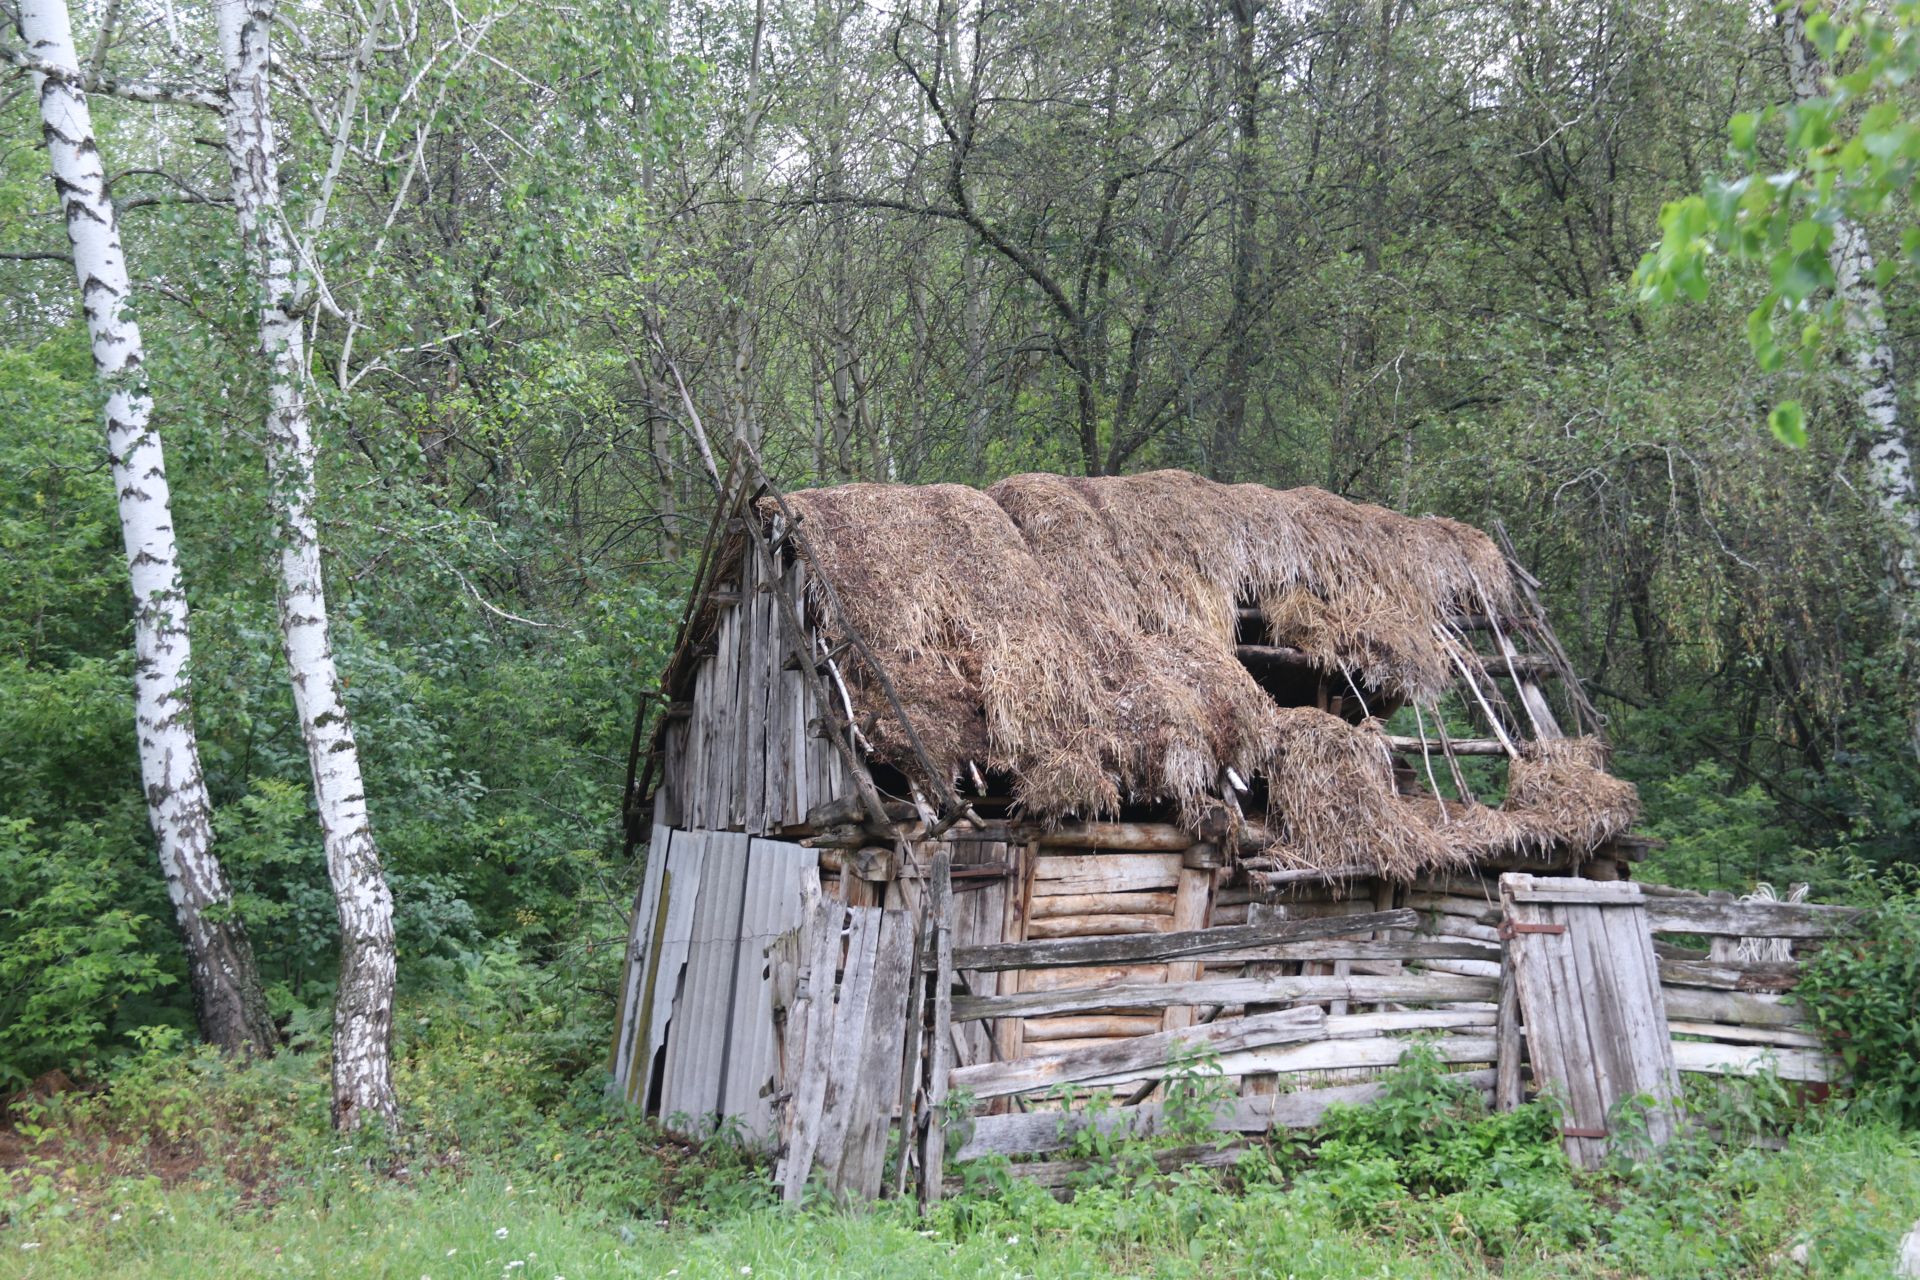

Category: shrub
[1797, 877, 1920, 1124]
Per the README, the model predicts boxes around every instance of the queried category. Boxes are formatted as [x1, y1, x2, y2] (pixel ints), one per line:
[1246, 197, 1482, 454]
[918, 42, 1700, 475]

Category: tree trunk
[213, 0, 397, 1129]
[1211, 0, 1260, 480]
[18, 0, 278, 1057]
[1781, 6, 1920, 754]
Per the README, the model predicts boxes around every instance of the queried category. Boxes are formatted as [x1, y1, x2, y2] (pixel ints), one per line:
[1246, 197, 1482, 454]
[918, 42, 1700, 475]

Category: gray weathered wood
[777, 900, 845, 1199]
[1657, 957, 1801, 992]
[1187, 938, 1501, 965]
[1501, 874, 1681, 1170]
[1661, 986, 1808, 1027]
[954, 970, 1495, 1022]
[954, 1071, 1497, 1161]
[919, 853, 955, 1206]
[952, 908, 1417, 973]
[949, 1007, 1328, 1100]
[1670, 1039, 1834, 1082]
[1645, 897, 1859, 938]
[1495, 929, 1522, 1112]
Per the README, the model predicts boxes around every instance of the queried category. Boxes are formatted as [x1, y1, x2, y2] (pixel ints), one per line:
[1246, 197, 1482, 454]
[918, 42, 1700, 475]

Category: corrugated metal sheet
[715, 838, 819, 1140]
[610, 824, 674, 1100]
[659, 831, 751, 1129]
[636, 832, 708, 1114]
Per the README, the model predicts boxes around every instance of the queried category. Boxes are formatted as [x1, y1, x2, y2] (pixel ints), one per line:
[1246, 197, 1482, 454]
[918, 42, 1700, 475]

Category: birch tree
[212, 0, 397, 1129]
[14, 0, 278, 1056]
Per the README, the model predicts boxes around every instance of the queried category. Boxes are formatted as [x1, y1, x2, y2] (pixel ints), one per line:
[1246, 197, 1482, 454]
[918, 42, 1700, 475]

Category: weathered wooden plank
[1207, 1034, 1499, 1080]
[1506, 880, 1644, 906]
[1163, 863, 1216, 1032]
[1667, 1020, 1826, 1049]
[950, 1007, 1328, 1100]
[1661, 986, 1808, 1028]
[954, 972, 1498, 1022]
[1495, 930, 1521, 1112]
[1645, 898, 1860, 939]
[952, 908, 1417, 973]
[1031, 891, 1178, 918]
[1407, 893, 1504, 925]
[1020, 963, 1168, 991]
[1032, 853, 1183, 896]
[1658, 957, 1801, 992]
[954, 1071, 1498, 1161]
[918, 855, 955, 1205]
[777, 900, 850, 1201]
[1191, 938, 1501, 965]
[1032, 823, 1195, 851]
[1670, 1039, 1834, 1082]
[1023, 1015, 1167, 1041]
[1027, 913, 1169, 940]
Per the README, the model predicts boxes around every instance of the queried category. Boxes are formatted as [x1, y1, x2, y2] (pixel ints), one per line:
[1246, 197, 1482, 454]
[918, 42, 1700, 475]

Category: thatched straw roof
[767, 470, 1635, 878]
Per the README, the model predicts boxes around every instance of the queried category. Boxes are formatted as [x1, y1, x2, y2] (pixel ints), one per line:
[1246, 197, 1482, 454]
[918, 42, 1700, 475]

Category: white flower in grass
[495, 1228, 510, 1240]
[740, 1268, 753, 1276]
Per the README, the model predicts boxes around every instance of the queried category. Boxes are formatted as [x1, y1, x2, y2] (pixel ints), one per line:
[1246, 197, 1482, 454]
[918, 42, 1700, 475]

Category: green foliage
[0, 819, 174, 1088]
[1636, 0, 1920, 440]
[1798, 877, 1920, 1123]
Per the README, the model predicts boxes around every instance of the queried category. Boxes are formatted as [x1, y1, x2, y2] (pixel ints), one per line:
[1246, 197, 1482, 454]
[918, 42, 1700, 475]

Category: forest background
[3, 0, 1918, 1087]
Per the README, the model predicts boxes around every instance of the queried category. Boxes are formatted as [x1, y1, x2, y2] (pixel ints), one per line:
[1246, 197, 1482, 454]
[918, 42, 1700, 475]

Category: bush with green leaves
[1797, 876, 1920, 1124]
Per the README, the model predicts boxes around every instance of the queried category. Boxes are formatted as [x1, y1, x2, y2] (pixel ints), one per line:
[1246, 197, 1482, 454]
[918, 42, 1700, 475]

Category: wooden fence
[768, 865, 1859, 1202]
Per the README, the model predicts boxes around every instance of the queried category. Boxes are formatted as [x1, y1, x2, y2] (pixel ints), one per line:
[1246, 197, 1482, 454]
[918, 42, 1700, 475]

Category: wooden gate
[1499, 874, 1681, 1169]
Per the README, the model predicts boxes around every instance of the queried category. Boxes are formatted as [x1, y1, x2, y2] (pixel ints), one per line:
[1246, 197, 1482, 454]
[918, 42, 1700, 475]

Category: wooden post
[993, 841, 1036, 1071]
[1163, 843, 1220, 1032]
[1495, 931, 1522, 1111]
[889, 898, 930, 1198]
[918, 852, 954, 1208]
[1241, 901, 1286, 1098]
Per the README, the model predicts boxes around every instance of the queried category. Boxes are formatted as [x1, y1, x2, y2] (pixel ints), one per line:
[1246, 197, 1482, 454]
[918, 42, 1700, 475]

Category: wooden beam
[953, 971, 1498, 1022]
[952, 908, 1417, 972]
[949, 1007, 1327, 1100]
[1031, 823, 1195, 851]
[1646, 898, 1860, 939]
[1384, 734, 1509, 756]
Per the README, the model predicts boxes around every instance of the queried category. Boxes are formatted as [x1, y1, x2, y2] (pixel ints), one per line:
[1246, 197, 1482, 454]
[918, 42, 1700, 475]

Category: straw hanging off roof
[768, 469, 1635, 877]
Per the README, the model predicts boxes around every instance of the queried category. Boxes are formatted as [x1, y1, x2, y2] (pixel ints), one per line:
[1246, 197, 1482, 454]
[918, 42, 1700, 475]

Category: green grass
[4, 977, 1919, 1279]
[5, 1119, 1919, 1279]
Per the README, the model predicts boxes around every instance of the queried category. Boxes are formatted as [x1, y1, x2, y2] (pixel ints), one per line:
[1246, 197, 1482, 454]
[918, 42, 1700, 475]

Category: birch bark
[1781, 6, 1920, 752]
[212, 0, 397, 1129]
[18, 0, 278, 1056]
[1781, 11, 1920, 561]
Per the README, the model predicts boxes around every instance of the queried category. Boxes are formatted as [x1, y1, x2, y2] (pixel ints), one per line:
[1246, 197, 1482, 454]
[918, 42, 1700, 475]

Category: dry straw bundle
[770, 470, 1635, 876]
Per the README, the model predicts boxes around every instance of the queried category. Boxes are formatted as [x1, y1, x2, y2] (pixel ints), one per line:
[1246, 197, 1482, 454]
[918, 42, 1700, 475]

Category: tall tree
[14, 0, 278, 1055]
[212, 0, 397, 1129]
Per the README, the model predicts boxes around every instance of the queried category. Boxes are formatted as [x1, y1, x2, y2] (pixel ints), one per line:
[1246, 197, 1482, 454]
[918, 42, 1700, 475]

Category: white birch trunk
[1781, 11, 1920, 545]
[1782, 7, 1920, 753]
[212, 0, 397, 1128]
[19, 0, 278, 1056]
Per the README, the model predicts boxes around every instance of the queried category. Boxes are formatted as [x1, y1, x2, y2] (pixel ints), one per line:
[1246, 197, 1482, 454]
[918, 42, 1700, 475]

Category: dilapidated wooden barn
[611, 448, 1854, 1202]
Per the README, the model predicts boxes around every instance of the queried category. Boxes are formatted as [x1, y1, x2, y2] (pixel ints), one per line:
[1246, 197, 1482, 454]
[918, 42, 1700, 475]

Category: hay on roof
[769, 469, 1634, 878]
